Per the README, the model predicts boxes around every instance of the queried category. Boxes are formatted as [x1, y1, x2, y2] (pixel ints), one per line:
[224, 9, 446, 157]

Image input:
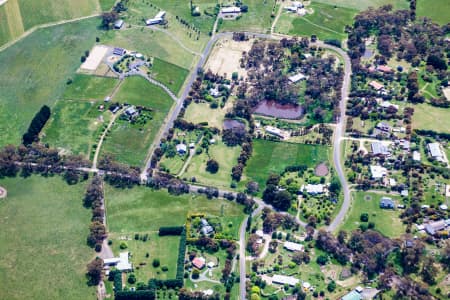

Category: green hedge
[158, 226, 184, 236]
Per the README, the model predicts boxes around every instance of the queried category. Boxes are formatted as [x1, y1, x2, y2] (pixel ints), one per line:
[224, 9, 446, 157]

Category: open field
[0, 0, 24, 46]
[315, 0, 409, 11]
[340, 192, 406, 238]
[183, 99, 234, 128]
[0, 176, 95, 300]
[105, 185, 245, 233]
[275, 2, 357, 42]
[0, 17, 102, 147]
[42, 100, 111, 158]
[100, 76, 174, 166]
[243, 140, 329, 188]
[102, 28, 197, 69]
[416, 0, 450, 25]
[219, 0, 278, 33]
[151, 58, 189, 96]
[183, 139, 242, 188]
[412, 103, 450, 134]
[63, 74, 118, 101]
[99, 0, 116, 11]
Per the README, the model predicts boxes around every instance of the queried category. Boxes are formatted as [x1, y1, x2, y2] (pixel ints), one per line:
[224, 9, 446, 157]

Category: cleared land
[0, 18, 102, 147]
[340, 192, 406, 238]
[151, 58, 189, 96]
[416, 0, 450, 25]
[275, 2, 357, 42]
[99, 0, 116, 11]
[0, 0, 24, 46]
[412, 103, 450, 134]
[243, 140, 329, 188]
[100, 76, 174, 166]
[0, 176, 95, 300]
[204, 38, 252, 79]
[183, 98, 235, 128]
[63, 74, 118, 101]
[315, 0, 409, 11]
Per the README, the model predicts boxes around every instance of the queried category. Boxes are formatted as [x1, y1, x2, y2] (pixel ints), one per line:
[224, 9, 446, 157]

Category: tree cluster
[22, 105, 51, 145]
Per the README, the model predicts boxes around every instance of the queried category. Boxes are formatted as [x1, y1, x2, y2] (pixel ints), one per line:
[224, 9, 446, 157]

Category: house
[301, 184, 325, 194]
[221, 6, 241, 14]
[401, 190, 409, 197]
[200, 218, 214, 235]
[369, 80, 384, 91]
[370, 165, 387, 179]
[104, 96, 111, 102]
[113, 47, 126, 56]
[192, 257, 206, 269]
[288, 72, 306, 83]
[265, 126, 290, 139]
[114, 19, 124, 29]
[272, 275, 300, 287]
[146, 11, 166, 25]
[124, 106, 139, 119]
[427, 142, 445, 162]
[189, 143, 195, 149]
[380, 197, 395, 209]
[209, 87, 220, 98]
[380, 101, 399, 110]
[341, 290, 362, 300]
[399, 140, 410, 151]
[412, 151, 421, 161]
[425, 220, 446, 235]
[103, 252, 132, 271]
[376, 122, 391, 132]
[283, 241, 304, 252]
[376, 65, 393, 73]
[176, 144, 187, 155]
[371, 142, 390, 156]
[389, 178, 397, 186]
[439, 204, 448, 211]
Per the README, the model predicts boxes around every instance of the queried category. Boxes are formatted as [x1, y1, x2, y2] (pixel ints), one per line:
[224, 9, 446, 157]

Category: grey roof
[114, 19, 124, 28]
[380, 197, 394, 208]
[427, 143, 443, 159]
[371, 142, 390, 156]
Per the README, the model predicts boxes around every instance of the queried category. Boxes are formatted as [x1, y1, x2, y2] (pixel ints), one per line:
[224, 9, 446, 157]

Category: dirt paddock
[205, 38, 253, 79]
[0, 186, 7, 198]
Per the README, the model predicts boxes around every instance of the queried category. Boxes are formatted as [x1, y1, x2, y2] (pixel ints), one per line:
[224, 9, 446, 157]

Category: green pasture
[99, 0, 117, 11]
[0, 176, 95, 300]
[63, 74, 118, 101]
[412, 103, 450, 134]
[416, 0, 450, 25]
[151, 58, 189, 96]
[183, 101, 230, 129]
[315, 0, 409, 11]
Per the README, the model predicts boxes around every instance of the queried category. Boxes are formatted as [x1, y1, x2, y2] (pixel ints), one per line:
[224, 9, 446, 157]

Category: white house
[412, 151, 421, 161]
[272, 275, 300, 286]
[146, 10, 166, 25]
[221, 6, 241, 14]
[288, 72, 306, 83]
[104, 252, 132, 272]
[370, 165, 387, 179]
[284, 241, 304, 252]
[301, 184, 325, 194]
[265, 126, 290, 139]
[176, 144, 187, 155]
[427, 143, 445, 162]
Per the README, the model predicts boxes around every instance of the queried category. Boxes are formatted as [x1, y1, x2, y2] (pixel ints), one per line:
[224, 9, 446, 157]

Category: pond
[223, 119, 245, 130]
[253, 100, 303, 119]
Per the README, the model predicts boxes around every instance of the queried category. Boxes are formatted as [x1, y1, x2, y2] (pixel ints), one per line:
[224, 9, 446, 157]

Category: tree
[86, 257, 103, 286]
[421, 257, 437, 285]
[296, 290, 306, 300]
[360, 213, 369, 222]
[128, 273, 136, 284]
[316, 254, 329, 265]
[272, 190, 292, 211]
[101, 12, 119, 30]
[327, 280, 336, 292]
[206, 159, 219, 173]
[152, 258, 160, 268]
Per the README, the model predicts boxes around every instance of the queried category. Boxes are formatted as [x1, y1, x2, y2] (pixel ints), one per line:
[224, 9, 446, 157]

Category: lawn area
[102, 28, 197, 69]
[243, 139, 329, 189]
[183, 101, 231, 128]
[340, 192, 406, 238]
[99, 0, 116, 11]
[412, 103, 450, 134]
[416, 0, 450, 25]
[183, 138, 241, 188]
[219, 0, 278, 33]
[151, 58, 189, 96]
[275, 2, 357, 42]
[315, 0, 409, 11]
[105, 185, 245, 233]
[0, 17, 102, 147]
[42, 100, 111, 158]
[100, 76, 174, 166]
[63, 74, 118, 101]
[0, 176, 95, 300]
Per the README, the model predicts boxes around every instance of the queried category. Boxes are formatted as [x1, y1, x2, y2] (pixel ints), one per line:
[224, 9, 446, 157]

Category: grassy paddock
[99, 0, 116, 11]
[0, 17, 102, 147]
[0, 176, 95, 300]
[416, 0, 450, 25]
[412, 103, 450, 134]
[340, 192, 406, 238]
[243, 139, 329, 188]
[151, 58, 189, 96]
[315, 0, 409, 11]
[63, 74, 118, 101]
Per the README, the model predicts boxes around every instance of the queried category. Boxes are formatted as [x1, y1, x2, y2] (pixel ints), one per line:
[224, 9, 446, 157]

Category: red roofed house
[369, 80, 384, 91]
[192, 257, 206, 269]
[377, 65, 393, 73]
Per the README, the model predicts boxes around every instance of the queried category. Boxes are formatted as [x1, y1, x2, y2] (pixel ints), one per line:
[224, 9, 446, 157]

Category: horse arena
[0, 186, 7, 198]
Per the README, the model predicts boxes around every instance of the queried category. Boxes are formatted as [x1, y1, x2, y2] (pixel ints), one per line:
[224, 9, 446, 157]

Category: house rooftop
[341, 290, 362, 300]
[288, 72, 306, 83]
[221, 6, 241, 14]
[370, 165, 387, 179]
[371, 142, 390, 156]
[369, 80, 384, 90]
[284, 241, 304, 252]
[301, 184, 325, 194]
[272, 275, 299, 286]
[192, 257, 206, 269]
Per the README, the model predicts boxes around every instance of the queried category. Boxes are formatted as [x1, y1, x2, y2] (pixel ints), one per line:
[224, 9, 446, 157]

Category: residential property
[146, 10, 166, 25]
[376, 65, 393, 73]
[427, 142, 445, 162]
[370, 165, 387, 179]
[371, 142, 390, 156]
[412, 151, 421, 161]
[200, 218, 214, 235]
[380, 197, 395, 209]
[209, 87, 220, 98]
[264, 125, 290, 140]
[192, 257, 206, 269]
[114, 19, 124, 29]
[376, 122, 391, 132]
[176, 144, 187, 155]
[379, 101, 399, 110]
[283, 241, 304, 252]
[272, 275, 300, 286]
[124, 106, 139, 119]
[113, 47, 126, 56]
[221, 6, 241, 14]
[103, 252, 132, 272]
[288, 72, 306, 83]
[425, 220, 446, 235]
[301, 184, 325, 195]
[369, 80, 384, 91]
[341, 290, 362, 300]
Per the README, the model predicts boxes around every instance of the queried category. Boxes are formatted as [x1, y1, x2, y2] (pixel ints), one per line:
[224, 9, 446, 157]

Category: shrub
[152, 259, 160, 268]
[128, 273, 136, 284]
[192, 269, 200, 279]
[119, 242, 128, 249]
[161, 266, 169, 272]
[158, 226, 184, 236]
[360, 213, 369, 222]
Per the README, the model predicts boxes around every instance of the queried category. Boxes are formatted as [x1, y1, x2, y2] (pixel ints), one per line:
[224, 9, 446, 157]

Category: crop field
[340, 192, 405, 238]
[0, 176, 95, 300]
[0, 0, 24, 46]
[315, 0, 409, 11]
[63, 74, 118, 101]
[102, 28, 197, 70]
[183, 139, 242, 188]
[105, 185, 245, 233]
[416, 0, 449, 25]
[42, 100, 111, 158]
[151, 58, 189, 96]
[100, 76, 174, 166]
[412, 103, 450, 134]
[0, 17, 102, 148]
[275, 2, 357, 42]
[219, 0, 278, 33]
[243, 140, 329, 188]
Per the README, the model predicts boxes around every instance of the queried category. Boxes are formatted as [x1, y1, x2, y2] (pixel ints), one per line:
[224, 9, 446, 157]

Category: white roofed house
[146, 10, 166, 25]
[284, 241, 304, 252]
[371, 142, 390, 156]
[301, 184, 325, 195]
[264, 125, 290, 140]
[370, 165, 387, 179]
[427, 142, 445, 162]
[272, 275, 300, 286]
[114, 19, 124, 29]
[176, 144, 187, 155]
[221, 6, 241, 14]
[103, 252, 132, 272]
[288, 72, 306, 83]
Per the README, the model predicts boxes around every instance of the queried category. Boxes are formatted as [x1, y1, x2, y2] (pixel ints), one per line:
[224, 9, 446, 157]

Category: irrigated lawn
[412, 103, 450, 134]
[63, 74, 118, 101]
[416, 0, 450, 25]
[243, 140, 329, 188]
[219, 0, 278, 33]
[315, 0, 409, 11]
[42, 100, 111, 158]
[275, 2, 357, 42]
[100, 76, 174, 166]
[105, 185, 245, 233]
[151, 58, 189, 96]
[0, 17, 102, 147]
[183, 139, 242, 188]
[340, 192, 405, 238]
[0, 176, 95, 300]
